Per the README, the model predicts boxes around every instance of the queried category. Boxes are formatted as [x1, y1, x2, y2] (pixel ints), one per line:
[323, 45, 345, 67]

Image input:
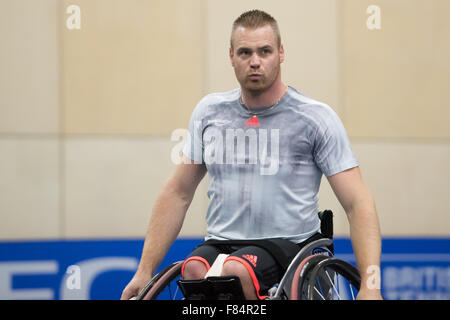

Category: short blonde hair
[231, 9, 281, 49]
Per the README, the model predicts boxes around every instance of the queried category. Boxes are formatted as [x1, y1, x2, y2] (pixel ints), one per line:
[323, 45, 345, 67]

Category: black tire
[290, 255, 331, 300]
[135, 261, 184, 300]
[304, 258, 361, 300]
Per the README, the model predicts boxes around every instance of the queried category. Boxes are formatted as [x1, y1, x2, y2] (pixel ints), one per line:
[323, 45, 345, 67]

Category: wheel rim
[306, 258, 361, 300]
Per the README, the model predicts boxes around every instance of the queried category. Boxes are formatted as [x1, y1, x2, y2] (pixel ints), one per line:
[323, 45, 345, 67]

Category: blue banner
[0, 237, 448, 300]
[334, 237, 450, 300]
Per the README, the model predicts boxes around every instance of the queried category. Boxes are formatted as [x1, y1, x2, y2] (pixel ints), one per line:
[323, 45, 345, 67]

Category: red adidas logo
[245, 115, 260, 127]
[242, 254, 258, 267]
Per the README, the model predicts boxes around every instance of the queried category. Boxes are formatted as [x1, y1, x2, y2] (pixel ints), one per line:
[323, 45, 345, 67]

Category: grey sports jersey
[183, 86, 358, 243]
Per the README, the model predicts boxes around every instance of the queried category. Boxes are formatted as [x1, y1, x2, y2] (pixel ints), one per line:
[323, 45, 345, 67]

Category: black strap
[203, 238, 294, 270]
[319, 209, 334, 239]
[203, 233, 326, 271]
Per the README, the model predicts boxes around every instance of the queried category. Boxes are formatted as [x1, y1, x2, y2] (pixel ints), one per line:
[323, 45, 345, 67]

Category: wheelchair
[133, 210, 361, 300]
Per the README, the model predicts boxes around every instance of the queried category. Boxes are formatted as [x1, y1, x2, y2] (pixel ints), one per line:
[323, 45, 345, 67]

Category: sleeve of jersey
[313, 105, 359, 177]
[182, 100, 205, 163]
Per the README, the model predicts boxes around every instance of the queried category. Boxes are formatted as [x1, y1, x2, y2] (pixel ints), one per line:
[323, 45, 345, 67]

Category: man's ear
[229, 46, 235, 67]
[279, 44, 285, 64]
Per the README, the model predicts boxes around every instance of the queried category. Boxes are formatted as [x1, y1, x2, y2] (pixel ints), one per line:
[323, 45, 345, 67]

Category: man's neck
[241, 81, 288, 108]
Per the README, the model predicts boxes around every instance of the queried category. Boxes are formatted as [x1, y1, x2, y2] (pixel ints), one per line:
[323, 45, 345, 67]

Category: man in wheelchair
[121, 10, 382, 300]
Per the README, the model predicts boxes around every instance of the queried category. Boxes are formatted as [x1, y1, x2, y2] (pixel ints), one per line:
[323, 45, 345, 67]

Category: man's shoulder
[190, 88, 240, 119]
[287, 87, 340, 125]
[198, 88, 241, 107]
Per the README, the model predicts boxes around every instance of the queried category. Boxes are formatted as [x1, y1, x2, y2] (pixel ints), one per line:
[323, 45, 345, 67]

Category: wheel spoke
[172, 283, 180, 300]
[325, 270, 341, 300]
[350, 284, 355, 300]
[313, 286, 326, 300]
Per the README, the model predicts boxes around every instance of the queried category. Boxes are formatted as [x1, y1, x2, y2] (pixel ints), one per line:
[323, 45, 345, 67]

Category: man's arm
[327, 166, 382, 299]
[121, 155, 207, 299]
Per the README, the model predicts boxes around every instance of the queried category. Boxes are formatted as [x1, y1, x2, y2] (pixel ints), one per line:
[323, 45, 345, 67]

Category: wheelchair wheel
[302, 257, 361, 300]
[273, 238, 333, 300]
[290, 254, 330, 300]
[135, 261, 184, 300]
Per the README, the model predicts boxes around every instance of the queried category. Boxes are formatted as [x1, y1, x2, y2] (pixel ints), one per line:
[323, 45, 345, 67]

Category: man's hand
[120, 271, 152, 300]
[356, 288, 383, 300]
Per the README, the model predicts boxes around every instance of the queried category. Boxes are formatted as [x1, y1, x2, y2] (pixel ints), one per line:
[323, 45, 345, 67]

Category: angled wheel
[304, 258, 361, 300]
[135, 261, 184, 300]
[274, 238, 334, 300]
[290, 255, 330, 300]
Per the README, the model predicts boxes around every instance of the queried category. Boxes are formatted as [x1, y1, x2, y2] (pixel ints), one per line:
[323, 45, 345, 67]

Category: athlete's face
[230, 25, 284, 93]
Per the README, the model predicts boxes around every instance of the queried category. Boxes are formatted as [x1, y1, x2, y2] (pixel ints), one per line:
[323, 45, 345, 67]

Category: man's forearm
[347, 203, 382, 291]
[137, 184, 193, 276]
